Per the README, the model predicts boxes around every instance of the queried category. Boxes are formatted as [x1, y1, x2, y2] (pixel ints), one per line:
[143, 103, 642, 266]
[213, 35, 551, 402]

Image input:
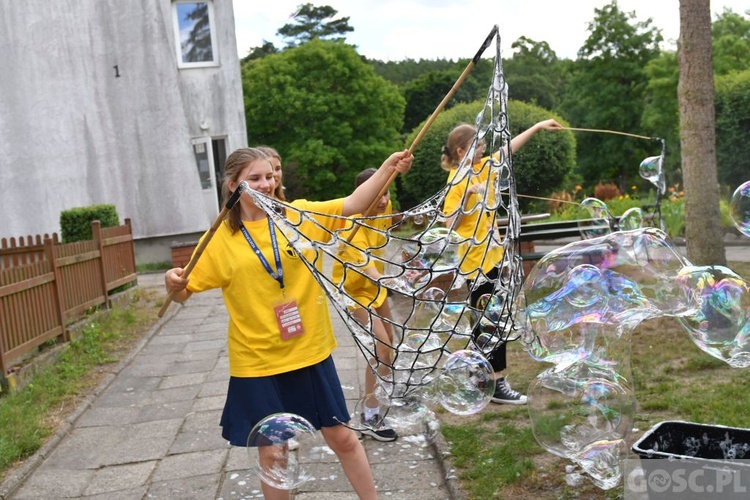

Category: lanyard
[240, 218, 284, 292]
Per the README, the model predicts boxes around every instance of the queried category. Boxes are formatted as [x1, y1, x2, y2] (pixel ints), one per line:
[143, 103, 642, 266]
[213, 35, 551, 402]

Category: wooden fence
[0, 220, 137, 378]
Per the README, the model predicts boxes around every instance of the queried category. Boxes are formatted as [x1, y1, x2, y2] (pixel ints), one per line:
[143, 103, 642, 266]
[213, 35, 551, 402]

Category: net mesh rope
[245, 32, 523, 408]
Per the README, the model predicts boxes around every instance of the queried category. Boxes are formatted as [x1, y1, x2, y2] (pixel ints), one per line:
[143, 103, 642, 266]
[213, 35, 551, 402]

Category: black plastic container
[630, 420, 750, 498]
[632, 420, 750, 462]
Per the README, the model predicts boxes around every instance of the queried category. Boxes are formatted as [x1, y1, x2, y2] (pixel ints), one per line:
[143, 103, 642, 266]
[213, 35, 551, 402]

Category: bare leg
[321, 424, 377, 499]
[352, 307, 393, 409]
[257, 445, 291, 500]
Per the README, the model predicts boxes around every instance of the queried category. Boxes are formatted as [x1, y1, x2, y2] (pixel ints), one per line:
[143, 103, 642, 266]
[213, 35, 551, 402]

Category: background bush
[60, 205, 119, 243]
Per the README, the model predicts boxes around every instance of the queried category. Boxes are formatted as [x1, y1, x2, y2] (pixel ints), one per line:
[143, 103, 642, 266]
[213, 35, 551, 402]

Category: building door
[211, 138, 227, 210]
[192, 137, 219, 221]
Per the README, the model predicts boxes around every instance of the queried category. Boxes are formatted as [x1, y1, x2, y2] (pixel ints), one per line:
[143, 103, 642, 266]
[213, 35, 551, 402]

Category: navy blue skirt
[220, 355, 351, 446]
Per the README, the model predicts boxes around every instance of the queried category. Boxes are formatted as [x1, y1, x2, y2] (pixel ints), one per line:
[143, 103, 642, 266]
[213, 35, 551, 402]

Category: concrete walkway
[0, 272, 458, 500]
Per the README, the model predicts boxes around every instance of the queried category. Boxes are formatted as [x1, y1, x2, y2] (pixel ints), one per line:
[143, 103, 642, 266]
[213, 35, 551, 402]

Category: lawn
[438, 260, 750, 499]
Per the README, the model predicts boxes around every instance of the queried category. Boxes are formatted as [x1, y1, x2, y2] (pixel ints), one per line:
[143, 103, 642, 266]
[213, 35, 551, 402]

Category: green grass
[442, 419, 537, 498]
[0, 289, 161, 482]
[136, 261, 173, 273]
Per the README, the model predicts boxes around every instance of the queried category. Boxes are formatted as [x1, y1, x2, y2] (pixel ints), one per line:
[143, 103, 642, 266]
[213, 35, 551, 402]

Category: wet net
[243, 29, 521, 414]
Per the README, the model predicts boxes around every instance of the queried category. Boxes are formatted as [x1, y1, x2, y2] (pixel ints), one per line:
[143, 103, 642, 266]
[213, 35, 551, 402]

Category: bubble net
[243, 28, 522, 427]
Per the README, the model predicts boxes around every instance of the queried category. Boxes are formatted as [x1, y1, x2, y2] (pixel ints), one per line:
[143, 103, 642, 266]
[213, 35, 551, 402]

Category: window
[172, 1, 218, 68]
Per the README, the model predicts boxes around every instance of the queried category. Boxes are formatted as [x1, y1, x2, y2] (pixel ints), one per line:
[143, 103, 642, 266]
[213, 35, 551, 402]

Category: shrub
[60, 205, 119, 243]
[593, 182, 621, 201]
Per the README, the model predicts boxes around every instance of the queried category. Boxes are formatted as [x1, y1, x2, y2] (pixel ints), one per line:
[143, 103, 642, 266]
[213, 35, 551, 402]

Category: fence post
[125, 218, 137, 276]
[45, 237, 69, 342]
[92, 221, 110, 308]
[0, 283, 7, 380]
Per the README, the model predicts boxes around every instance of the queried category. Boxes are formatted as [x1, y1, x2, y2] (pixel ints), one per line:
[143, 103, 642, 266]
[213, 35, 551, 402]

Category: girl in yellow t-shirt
[165, 147, 413, 500]
[441, 119, 562, 405]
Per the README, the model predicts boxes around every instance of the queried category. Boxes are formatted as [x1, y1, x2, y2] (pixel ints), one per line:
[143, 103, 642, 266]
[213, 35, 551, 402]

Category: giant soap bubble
[436, 349, 494, 415]
[577, 198, 613, 239]
[515, 227, 704, 489]
[618, 207, 644, 231]
[247, 413, 323, 489]
[676, 265, 750, 368]
[730, 181, 750, 237]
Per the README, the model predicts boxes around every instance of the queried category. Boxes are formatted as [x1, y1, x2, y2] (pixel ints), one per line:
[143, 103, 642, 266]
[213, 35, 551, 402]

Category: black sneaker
[360, 414, 398, 442]
[491, 377, 527, 405]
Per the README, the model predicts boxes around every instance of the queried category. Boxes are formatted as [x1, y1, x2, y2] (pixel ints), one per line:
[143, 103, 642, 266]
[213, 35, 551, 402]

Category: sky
[232, 0, 748, 62]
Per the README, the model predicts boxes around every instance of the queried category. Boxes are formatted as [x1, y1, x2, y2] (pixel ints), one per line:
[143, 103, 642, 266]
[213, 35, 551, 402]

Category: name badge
[274, 301, 305, 340]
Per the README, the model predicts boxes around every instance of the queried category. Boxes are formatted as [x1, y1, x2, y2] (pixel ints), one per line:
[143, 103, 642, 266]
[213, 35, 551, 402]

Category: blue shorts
[220, 356, 351, 447]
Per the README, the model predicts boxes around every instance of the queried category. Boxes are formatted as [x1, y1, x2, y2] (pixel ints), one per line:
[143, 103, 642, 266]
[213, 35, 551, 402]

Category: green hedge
[60, 205, 119, 243]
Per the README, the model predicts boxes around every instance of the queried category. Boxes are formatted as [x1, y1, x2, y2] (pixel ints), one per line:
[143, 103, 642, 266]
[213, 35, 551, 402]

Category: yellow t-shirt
[331, 201, 392, 309]
[186, 199, 343, 377]
[442, 158, 504, 279]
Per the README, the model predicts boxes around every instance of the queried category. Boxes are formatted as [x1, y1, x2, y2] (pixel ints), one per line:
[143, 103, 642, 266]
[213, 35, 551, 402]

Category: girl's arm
[342, 150, 413, 217]
[509, 119, 563, 154]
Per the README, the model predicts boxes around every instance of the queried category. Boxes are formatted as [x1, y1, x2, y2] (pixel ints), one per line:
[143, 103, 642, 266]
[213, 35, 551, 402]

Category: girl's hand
[165, 267, 189, 294]
[537, 119, 564, 131]
[383, 149, 414, 175]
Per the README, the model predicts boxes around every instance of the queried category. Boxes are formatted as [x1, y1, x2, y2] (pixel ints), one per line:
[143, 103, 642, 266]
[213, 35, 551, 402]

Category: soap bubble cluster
[516, 225, 750, 489]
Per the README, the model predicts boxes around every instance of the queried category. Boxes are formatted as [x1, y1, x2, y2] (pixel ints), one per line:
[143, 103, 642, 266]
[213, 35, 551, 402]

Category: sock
[364, 403, 378, 421]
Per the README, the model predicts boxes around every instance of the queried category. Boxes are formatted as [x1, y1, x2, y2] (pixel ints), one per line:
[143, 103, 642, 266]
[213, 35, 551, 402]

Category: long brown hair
[221, 147, 270, 233]
[440, 123, 476, 171]
[257, 146, 286, 201]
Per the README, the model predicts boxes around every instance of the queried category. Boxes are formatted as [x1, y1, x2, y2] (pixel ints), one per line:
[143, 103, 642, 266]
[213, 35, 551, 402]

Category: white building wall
[0, 0, 247, 257]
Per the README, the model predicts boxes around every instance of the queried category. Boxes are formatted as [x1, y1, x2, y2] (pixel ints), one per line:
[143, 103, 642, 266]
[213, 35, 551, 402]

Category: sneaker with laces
[360, 414, 398, 442]
[491, 377, 527, 405]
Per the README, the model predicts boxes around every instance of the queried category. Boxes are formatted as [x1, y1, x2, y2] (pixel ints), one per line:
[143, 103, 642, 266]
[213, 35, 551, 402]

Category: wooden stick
[345, 25, 499, 243]
[157, 186, 244, 317]
[562, 127, 654, 141]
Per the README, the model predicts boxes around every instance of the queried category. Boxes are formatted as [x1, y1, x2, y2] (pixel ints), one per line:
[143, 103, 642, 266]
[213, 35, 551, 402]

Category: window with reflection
[172, 1, 218, 67]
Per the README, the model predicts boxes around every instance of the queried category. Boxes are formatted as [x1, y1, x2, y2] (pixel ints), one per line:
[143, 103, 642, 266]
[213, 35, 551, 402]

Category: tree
[277, 3, 353, 47]
[400, 63, 491, 134]
[715, 69, 750, 192]
[560, 1, 662, 190]
[503, 36, 567, 110]
[678, 0, 726, 265]
[241, 41, 278, 64]
[398, 100, 575, 211]
[641, 9, 750, 187]
[712, 8, 750, 75]
[243, 40, 405, 200]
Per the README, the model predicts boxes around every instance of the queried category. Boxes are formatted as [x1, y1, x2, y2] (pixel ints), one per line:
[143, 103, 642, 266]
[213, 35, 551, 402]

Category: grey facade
[0, 0, 247, 263]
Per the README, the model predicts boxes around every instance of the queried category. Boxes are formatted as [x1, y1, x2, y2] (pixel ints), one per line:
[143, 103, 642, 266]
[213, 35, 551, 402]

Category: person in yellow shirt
[441, 119, 562, 404]
[332, 168, 398, 442]
[165, 147, 413, 500]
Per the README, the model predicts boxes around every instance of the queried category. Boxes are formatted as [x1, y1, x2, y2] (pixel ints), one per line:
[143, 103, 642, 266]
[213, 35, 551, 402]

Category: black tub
[630, 420, 750, 498]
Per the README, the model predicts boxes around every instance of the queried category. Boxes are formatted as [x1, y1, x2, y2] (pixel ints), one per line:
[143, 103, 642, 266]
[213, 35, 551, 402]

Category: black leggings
[469, 267, 507, 373]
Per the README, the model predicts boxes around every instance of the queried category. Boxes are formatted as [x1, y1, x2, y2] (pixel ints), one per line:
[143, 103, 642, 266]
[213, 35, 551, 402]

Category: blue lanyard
[240, 218, 284, 291]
